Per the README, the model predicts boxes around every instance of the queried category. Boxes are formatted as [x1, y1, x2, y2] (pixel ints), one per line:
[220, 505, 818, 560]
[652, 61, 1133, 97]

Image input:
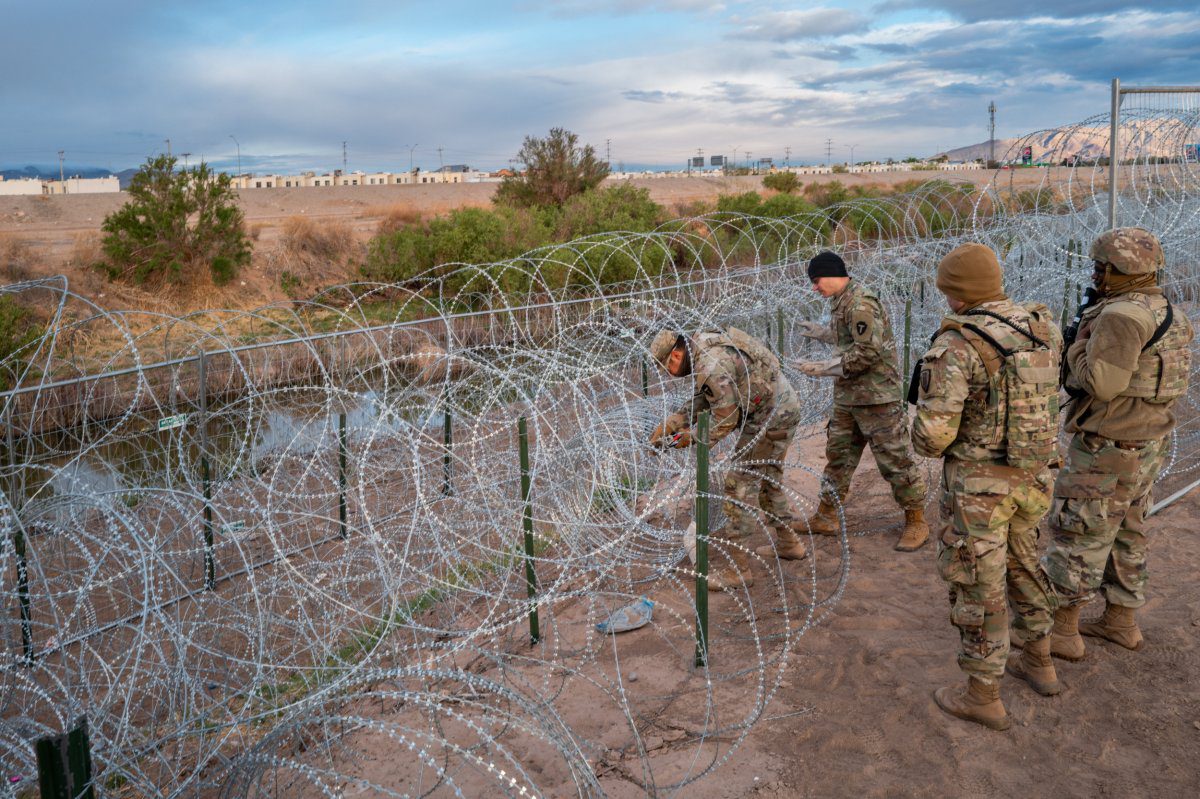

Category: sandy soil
[619, 440, 1200, 798]
[0, 169, 1065, 314]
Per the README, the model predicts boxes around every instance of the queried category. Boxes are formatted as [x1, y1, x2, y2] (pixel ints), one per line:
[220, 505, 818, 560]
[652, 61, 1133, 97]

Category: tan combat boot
[933, 676, 1011, 731]
[1080, 603, 1144, 651]
[1049, 605, 1086, 662]
[1006, 635, 1062, 696]
[706, 546, 754, 592]
[755, 525, 808, 561]
[794, 499, 840, 536]
[895, 507, 929, 552]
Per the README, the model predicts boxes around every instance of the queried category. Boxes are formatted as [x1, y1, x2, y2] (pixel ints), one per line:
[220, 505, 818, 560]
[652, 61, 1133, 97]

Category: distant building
[0, 177, 44, 196]
[43, 176, 120, 195]
[230, 165, 486, 189]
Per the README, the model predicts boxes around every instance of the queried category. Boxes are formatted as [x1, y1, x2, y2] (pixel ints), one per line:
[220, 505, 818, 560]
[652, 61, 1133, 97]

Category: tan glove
[795, 320, 835, 344]
[798, 358, 844, 378]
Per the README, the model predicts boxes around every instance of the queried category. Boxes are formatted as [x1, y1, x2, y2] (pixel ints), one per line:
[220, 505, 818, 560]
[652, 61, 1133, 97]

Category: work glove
[798, 358, 844, 378]
[794, 320, 834, 343]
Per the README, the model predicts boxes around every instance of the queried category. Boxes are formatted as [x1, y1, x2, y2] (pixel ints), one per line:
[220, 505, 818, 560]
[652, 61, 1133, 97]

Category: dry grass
[368, 203, 424, 237]
[0, 232, 38, 282]
[69, 232, 103, 269]
[248, 222, 265, 241]
[280, 216, 357, 264]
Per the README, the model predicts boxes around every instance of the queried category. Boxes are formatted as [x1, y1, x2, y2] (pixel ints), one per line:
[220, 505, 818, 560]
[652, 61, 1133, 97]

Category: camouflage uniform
[912, 299, 1062, 684]
[1043, 229, 1194, 611]
[662, 328, 802, 542]
[822, 280, 925, 508]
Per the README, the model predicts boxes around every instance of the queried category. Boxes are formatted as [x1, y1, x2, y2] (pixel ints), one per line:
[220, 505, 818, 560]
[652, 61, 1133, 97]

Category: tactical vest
[938, 303, 1061, 470]
[1082, 292, 1191, 404]
[694, 327, 781, 414]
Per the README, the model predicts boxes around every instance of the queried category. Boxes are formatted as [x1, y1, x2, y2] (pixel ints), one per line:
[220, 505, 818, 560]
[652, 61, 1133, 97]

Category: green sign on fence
[157, 414, 189, 431]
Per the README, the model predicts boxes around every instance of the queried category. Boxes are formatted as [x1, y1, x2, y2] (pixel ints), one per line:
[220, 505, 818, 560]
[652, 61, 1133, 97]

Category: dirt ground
[0, 168, 1064, 314]
[630, 439, 1200, 799]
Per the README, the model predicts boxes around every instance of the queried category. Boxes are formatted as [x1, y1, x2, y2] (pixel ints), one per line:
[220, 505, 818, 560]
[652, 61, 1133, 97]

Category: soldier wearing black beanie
[807, 250, 849, 280]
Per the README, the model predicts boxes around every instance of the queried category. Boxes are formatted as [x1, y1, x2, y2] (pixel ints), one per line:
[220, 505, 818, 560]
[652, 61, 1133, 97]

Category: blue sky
[2, 1, 1198, 174]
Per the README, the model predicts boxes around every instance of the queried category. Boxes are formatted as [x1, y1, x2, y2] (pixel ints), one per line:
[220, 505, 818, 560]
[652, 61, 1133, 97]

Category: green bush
[761, 172, 800, 194]
[758, 193, 817, 219]
[716, 191, 764, 216]
[0, 295, 42, 390]
[100, 156, 250, 285]
[494, 127, 609, 208]
[553, 183, 664, 240]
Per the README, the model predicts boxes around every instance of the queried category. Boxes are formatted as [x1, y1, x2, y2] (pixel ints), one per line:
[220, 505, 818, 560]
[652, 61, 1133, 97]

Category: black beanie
[807, 250, 848, 280]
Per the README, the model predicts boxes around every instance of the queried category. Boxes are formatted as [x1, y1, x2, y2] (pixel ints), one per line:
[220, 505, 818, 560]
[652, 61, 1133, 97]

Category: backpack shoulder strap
[1141, 301, 1173, 353]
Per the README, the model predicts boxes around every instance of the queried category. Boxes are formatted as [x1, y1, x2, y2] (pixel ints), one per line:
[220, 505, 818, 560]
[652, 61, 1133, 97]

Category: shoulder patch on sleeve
[850, 305, 875, 342]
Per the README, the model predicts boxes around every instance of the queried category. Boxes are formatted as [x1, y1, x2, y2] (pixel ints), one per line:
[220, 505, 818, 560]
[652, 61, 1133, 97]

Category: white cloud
[731, 8, 869, 42]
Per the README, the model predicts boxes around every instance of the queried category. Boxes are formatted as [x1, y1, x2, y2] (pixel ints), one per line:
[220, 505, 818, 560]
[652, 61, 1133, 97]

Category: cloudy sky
[3, 1, 1198, 173]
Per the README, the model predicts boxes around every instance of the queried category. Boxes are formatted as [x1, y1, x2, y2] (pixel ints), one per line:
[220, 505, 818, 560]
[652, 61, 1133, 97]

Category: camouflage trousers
[722, 386, 804, 543]
[1042, 432, 1166, 610]
[936, 459, 1057, 684]
[822, 402, 926, 509]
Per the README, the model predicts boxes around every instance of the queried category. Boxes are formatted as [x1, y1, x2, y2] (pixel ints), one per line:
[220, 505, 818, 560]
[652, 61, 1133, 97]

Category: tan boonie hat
[649, 330, 680, 366]
[1089, 227, 1163, 275]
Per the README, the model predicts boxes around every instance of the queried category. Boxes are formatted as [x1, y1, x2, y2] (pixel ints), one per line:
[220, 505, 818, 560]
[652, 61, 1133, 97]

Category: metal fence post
[641, 357, 649, 398]
[694, 410, 710, 668]
[518, 416, 540, 645]
[338, 411, 348, 540]
[902, 297, 912, 401]
[199, 352, 215, 591]
[34, 716, 96, 799]
[442, 403, 453, 496]
[5, 413, 33, 662]
[776, 307, 785, 355]
[1109, 77, 1120, 230]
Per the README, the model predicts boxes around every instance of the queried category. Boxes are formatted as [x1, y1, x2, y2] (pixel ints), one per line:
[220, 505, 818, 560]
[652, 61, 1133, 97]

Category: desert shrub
[803, 180, 853, 208]
[494, 127, 609, 208]
[279, 270, 302, 298]
[248, 223, 264, 241]
[831, 164, 848, 174]
[553, 183, 665, 240]
[758, 193, 818, 219]
[374, 204, 423, 237]
[281, 216, 356, 263]
[68, 232, 103, 269]
[0, 295, 43, 390]
[100, 156, 250, 285]
[761, 171, 800, 194]
[716, 191, 764, 216]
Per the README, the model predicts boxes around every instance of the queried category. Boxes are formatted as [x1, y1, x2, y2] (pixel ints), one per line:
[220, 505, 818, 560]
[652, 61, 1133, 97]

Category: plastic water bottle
[595, 596, 654, 634]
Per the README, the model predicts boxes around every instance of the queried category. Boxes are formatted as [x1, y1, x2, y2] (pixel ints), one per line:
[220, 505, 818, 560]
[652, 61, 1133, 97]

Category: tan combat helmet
[649, 330, 681, 367]
[1090, 227, 1164, 275]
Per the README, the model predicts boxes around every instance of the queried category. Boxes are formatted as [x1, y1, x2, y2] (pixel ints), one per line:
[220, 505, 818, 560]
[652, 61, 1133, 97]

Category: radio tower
[824, 138, 833, 167]
[988, 101, 996, 166]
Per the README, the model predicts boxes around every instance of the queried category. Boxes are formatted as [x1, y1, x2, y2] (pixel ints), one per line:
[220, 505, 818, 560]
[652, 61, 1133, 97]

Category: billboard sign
[1021, 145, 1033, 165]
[710, 155, 725, 166]
[691, 156, 704, 167]
[1186, 144, 1199, 161]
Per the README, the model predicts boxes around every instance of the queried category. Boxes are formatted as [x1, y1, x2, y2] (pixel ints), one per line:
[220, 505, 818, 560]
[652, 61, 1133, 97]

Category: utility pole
[732, 146, 739, 170]
[229, 135, 241, 176]
[784, 145, 791, 166]
[164, 138, 171, 157]
[181, 152, 192, 169]
[844, 143, 859, 167]
[745, 151, 752, 173]
[825, 138, 833, 167]
[697, 147, 704, 174]
[605, 138, 611, 164]
[343, 141, 348, 172]
[988, 101, 996, 166]
[409, 143, 419, 173]
[438, 145, 444, 170]
[57, 150, 65, 184]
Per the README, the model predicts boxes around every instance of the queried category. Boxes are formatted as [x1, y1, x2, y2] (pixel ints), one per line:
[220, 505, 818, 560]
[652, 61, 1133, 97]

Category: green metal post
[34, 716, 96, 799]
[641, 357, 649, 398]
[902, 297, 912, 401]
[6, 414, 33, 662]
[1061, 274, 1072, 330]
[199, 352, 215, 591]
[694, 410, 710, 668]
[776, 307, 785, 355]
[338, 411, 348, 539]
[442, 404, 453, 496]
[518, 416, 540, 644]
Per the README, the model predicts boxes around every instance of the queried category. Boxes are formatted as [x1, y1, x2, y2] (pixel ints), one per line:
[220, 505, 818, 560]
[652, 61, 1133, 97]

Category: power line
[824, 138, 833, 167]
[343, 141, 348, 172]
[784, 146, 791, 166]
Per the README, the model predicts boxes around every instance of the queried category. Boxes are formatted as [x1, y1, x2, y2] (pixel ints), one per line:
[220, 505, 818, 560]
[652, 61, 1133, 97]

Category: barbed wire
[1, 105, 1199, 798]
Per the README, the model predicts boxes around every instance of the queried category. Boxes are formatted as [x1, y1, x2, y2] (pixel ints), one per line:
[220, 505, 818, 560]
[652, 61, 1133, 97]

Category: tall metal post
[6, 414, 33, 662]
[518, 416, 540, 644]
[776, 307, 785, 356]
[337, 411, 348, 539]
[1108, 77, 1120, 230]
[442, 404, 453, 496]
[902, 298, 912, 401]
[641, 358, 649, 398]
[694, 410, 710, 668]
[199, 352, 215, 590]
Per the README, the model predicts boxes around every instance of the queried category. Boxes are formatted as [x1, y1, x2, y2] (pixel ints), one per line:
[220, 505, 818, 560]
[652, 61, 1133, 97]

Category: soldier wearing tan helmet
[912, 242, 1063, 731]
[648, 326, 804, 591]
[1042, 227, 1193, 661]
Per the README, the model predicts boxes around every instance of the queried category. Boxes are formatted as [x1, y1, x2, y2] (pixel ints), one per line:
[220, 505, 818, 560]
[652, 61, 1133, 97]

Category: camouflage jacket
[665, 327, 788, 445]
[912, 299, 1061, 464]
[828, 280, 902, 406]
[1065, 288, 1194, 441]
